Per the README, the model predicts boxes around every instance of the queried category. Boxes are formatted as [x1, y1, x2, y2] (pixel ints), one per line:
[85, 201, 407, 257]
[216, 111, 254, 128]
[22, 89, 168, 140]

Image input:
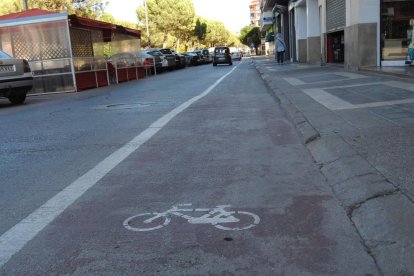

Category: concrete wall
[295, 5, 307, 62]
[345, 23, 377, 69]
[307, 36, 321, 63]
[298, 39, 308, 62]
[306, 0, 320, 64]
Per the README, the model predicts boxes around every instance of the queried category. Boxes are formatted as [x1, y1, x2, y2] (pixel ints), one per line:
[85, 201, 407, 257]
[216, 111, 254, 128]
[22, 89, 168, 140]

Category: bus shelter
[0, 9, 142, 94]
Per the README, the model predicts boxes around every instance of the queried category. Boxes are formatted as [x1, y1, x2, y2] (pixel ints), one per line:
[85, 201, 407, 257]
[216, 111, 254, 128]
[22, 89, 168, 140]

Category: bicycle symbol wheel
[123, 213, 171, 232]
[214, 211, 260, 231]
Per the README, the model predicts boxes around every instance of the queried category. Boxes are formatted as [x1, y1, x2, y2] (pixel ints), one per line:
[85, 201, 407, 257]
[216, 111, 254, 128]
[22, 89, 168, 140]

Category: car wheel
[229, 62, 233, 66]
[213, 63, 217, 66]
[8, 94, 26, 105]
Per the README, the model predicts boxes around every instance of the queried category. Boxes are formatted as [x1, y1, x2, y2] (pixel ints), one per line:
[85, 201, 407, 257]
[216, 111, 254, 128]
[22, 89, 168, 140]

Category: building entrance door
[327, 31, 344, 63]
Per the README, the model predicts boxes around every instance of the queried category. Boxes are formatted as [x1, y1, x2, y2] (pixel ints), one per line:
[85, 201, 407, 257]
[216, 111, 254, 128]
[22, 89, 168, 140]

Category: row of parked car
[0, 47, 244, 105]
[139, 48, 215, 73]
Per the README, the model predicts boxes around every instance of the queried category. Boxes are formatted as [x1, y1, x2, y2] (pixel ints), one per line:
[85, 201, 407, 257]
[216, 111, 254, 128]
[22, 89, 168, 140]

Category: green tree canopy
[239, 25, 261, 53]
[0, 0, 107, 19]
[204, 20, 231, 47]
[137, 0, 195, 48]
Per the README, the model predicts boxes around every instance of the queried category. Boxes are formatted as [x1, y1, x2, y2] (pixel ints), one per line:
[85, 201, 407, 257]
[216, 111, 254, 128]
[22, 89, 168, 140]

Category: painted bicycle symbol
[123, 204, 260, 232]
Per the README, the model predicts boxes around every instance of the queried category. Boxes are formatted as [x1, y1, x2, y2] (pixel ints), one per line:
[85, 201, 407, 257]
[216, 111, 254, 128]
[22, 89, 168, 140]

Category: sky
[105, 0, 251, 34]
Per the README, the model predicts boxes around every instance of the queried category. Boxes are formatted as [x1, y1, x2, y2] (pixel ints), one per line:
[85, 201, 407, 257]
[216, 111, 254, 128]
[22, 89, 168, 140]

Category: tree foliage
[137, 0, 195, 48]
[136, 1, 238, 50]
[0, 0, 107, 19]
[194, 18, 207, 44]
[239, 25, 261, 53]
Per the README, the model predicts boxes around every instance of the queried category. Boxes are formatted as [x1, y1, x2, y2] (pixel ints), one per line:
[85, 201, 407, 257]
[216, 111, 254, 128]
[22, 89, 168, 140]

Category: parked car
[192, 51, 207, 64]
[231, 51, 242, 61]
[158, 48, 177, 70]
[194, 49, 212, 63]
[182, 52, 202, 66]
[0, 50, 33, 105]
[144, 49, 166, 72]
[171, 50, 186, 69]
[213, 46, 232, 66]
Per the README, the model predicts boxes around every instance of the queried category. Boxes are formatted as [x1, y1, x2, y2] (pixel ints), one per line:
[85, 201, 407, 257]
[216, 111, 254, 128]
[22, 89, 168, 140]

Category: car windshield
[0, 50, 12, 59]
[160, 49, 173, 55]
[148, 51, 162, 56]
[215, 48, 229, 54]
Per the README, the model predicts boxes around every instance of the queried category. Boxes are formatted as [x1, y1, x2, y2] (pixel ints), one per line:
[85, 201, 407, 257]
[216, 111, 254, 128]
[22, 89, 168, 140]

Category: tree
[0, 0, 22, 15]
[137, 0, 195, 49]
[194, 18, 207, 47]
[204, 20, 231, 47]
[240, 26, 261, 54]
[0, 0, 107, 19]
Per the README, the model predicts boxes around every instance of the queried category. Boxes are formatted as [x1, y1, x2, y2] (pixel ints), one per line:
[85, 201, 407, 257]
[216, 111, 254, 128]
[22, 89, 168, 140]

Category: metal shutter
[326, 0, 346, 32]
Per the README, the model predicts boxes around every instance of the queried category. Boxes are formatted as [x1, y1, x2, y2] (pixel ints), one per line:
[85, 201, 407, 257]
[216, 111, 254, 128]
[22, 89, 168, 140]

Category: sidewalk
[252, 56, 414, 275]
[361, 64, 414, 79]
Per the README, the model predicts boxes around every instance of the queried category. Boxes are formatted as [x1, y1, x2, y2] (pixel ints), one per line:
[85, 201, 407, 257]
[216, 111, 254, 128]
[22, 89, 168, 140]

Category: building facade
[260, 0, 414, 68]
[250, 0, 261, 27]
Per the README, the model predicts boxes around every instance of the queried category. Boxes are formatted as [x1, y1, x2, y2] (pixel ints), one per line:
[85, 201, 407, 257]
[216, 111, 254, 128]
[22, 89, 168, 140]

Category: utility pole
[144, 0, 151, 48]
[22, 0, 28, 10]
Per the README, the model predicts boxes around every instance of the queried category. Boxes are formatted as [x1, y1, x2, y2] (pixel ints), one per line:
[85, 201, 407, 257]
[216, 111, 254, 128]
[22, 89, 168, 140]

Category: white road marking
[123, 204, 260, 232]
[0, 63, 242, 267]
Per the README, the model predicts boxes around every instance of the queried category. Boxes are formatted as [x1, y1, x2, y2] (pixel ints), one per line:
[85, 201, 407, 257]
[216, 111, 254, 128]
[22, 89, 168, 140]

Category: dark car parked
[192, 51, 207, 64]
[182, 52, 202, 66]
[213, 46, 232, 66]
[171, 50, 186, 69]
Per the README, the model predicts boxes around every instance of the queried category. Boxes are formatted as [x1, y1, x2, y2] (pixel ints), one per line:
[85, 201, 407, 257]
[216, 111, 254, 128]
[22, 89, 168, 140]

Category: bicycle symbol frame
[123, 204, 260, 232]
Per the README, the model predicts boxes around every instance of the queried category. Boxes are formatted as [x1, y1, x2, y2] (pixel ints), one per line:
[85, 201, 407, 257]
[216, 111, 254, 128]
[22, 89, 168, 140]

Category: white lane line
[0, 62, 242, 267]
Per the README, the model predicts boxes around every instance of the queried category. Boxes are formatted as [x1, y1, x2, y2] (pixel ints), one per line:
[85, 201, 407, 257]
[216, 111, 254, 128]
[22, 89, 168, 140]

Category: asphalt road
[0, 60, 378, 275]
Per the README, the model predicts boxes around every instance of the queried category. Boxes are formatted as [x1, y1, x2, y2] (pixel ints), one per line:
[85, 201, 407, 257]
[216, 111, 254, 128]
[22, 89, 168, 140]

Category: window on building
[381, 0, 414, 60]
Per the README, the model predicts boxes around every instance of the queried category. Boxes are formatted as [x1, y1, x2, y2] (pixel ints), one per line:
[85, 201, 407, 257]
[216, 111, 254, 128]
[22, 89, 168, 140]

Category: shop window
[381, 0, 414, 61]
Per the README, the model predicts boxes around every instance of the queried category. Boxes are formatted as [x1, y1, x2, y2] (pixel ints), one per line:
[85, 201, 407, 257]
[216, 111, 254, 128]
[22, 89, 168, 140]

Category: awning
[68, 14, 141, 41]
[0, 8, 57, 20]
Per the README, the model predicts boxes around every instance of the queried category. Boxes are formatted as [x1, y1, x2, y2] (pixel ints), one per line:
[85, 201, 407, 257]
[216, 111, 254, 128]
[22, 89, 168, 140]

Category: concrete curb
[254, 59, 414, 274]
[256, 66, 320, 145]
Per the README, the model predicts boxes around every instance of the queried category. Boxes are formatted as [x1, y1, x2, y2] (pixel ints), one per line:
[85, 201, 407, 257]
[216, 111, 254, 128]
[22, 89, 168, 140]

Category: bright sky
[105, 0, 251, 34]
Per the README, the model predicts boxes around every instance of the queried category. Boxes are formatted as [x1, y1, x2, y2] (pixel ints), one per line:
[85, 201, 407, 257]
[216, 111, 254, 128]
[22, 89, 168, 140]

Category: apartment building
[260, 0, 414, 68]
[250, 0, 261, 27]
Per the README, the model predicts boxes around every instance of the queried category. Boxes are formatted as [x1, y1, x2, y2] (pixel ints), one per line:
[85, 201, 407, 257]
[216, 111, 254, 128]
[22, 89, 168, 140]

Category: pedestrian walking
[275, 33, 286, 64]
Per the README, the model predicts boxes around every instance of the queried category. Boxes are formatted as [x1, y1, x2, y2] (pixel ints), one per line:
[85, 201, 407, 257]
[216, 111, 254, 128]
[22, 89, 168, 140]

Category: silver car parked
[0, 50, 33, 105]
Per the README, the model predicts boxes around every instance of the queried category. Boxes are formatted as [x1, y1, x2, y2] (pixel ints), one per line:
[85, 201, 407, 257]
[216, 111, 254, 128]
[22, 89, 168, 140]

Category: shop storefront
[381, 0, 414, 66]
[326, 0, 345, 63]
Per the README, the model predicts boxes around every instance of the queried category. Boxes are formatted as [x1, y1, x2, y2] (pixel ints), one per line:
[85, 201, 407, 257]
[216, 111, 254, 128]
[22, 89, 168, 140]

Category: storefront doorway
[326, 31, 344, 63]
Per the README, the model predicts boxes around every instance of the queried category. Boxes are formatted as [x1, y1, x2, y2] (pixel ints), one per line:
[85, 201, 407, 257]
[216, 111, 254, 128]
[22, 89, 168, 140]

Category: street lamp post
[144, 0, 151, 48]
